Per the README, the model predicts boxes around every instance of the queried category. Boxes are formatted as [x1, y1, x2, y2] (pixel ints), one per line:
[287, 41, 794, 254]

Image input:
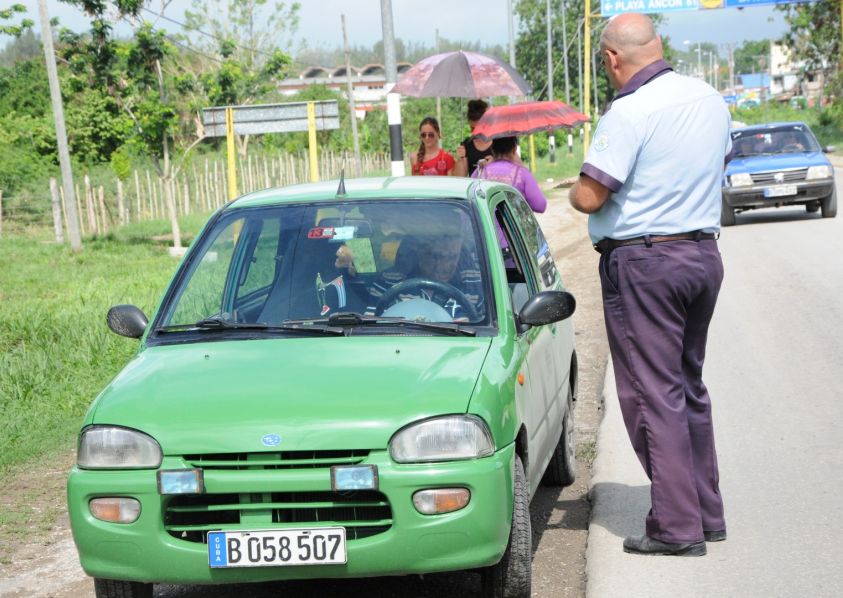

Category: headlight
[78, 426, 162, 469]
[806, 165, 832, 180]
[729, 172, 753, 187]
[389, 415, 494, 463]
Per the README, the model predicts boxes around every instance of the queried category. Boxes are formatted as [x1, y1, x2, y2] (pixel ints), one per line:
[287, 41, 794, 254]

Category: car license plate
[764, 184, 797, 198]
[208, 528, 346, 568]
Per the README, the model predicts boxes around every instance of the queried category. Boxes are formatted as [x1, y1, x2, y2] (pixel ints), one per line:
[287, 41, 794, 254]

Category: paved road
[587, 168, 843, 597]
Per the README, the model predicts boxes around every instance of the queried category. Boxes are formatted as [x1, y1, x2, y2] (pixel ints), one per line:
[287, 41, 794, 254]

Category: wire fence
[0, 150, 390, 239]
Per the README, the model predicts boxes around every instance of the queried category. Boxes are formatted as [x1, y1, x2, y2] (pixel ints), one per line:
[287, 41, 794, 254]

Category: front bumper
[67, 444, 514, 584]
[723, 178, 834, 210]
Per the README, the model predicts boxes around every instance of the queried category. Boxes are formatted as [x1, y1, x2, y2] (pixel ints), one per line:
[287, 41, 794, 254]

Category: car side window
[505, 191, 558, 290]
[238, 217, 283, 297]
[493, 197, 538, 319]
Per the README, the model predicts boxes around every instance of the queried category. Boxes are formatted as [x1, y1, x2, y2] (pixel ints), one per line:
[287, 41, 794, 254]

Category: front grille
[751, 168, 808, 184]
[164, 490, 393, 544]
[184, 449, 370, 470]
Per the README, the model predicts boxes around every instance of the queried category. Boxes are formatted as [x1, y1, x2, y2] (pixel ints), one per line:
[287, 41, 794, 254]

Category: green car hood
[91, 335, 493, 454]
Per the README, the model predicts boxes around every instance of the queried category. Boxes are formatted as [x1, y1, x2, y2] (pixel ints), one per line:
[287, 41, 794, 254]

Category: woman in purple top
[472, 136, 547, 214]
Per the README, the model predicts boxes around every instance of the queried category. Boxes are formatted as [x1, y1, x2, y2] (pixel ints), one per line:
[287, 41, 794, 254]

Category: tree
[182, 0, 297, 156]
[777, 0, 841, 100]
[733, 39, 770, 75]
[0, 3, 32, 37]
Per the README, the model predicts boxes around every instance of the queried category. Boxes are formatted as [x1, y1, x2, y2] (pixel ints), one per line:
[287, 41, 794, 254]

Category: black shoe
[623, 535, 706, 556]
[704, 530, 727, 542]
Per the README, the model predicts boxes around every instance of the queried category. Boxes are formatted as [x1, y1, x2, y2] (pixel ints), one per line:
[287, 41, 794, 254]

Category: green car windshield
[158, 200, 492, 331]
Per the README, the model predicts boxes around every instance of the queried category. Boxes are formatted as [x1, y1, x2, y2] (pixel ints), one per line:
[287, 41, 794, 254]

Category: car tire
[806, 201, 820, 213]
[94, 579, 153, 598]
[541, 388, 576, 487]
[481, 455, 531, 598]
[721, 196, 736, 227]
[821, 188, 837, 218]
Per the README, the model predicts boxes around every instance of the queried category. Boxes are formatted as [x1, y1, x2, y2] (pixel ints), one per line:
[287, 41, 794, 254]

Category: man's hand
[569, 174, 611, 214]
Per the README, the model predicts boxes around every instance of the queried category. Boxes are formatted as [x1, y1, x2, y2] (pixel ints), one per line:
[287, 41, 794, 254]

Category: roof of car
[733, 121, 810, 133]
[228, 176, 494, 209]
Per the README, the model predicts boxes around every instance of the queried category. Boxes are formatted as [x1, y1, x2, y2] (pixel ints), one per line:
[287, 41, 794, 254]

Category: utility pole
[577, 18, 583, 111]
[435, 29, 442, 140]
[38, 0, 81, 251]
[380, 0, 404, 176]
[728, 43, 735, 94]
[508, 0, 516, 104]
[341, 14, 362, 177]
[584, 0, 592, 151]
[546, 0, 555, 163]
[562, 1, 572, 155]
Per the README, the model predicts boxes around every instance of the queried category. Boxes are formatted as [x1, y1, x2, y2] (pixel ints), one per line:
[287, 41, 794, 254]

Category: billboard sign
[202, 101, 340, 138]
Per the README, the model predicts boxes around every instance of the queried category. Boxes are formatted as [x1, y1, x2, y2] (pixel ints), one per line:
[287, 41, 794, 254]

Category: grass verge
[0, 214, 210, 476]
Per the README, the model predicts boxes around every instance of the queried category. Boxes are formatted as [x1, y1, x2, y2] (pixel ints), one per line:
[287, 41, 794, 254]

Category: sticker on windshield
[308, 227, 335, 239]
[332, 226, 356, 241]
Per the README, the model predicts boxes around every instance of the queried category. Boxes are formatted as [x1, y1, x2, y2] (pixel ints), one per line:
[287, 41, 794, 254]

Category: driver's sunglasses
[420, 131, 437, 139]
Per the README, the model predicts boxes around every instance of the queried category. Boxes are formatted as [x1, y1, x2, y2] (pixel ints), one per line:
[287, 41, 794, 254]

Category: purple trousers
[599, 239, 726, 544]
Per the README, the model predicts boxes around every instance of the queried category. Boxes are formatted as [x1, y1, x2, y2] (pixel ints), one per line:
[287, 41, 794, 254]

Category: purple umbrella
[391, 50, 532, 98]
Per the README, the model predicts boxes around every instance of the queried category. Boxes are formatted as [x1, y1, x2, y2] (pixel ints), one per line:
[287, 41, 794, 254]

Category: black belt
[594, 230, 717, 254]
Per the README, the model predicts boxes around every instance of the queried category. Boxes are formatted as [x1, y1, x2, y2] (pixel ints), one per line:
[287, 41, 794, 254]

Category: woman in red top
[410, 117, 455, 176]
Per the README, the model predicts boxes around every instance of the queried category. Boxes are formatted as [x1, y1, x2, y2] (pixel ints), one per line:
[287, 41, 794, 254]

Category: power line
[139, 6, 278, 60]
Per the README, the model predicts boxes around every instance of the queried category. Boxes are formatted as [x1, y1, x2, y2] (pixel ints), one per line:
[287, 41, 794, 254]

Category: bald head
[601, 13, 662, 67]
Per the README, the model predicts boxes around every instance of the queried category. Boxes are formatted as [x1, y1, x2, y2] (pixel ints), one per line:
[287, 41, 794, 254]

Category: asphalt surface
[586, 166, 843, 597]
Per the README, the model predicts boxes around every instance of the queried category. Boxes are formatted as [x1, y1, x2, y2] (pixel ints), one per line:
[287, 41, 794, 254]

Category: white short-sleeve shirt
[582, 61, 732, 243]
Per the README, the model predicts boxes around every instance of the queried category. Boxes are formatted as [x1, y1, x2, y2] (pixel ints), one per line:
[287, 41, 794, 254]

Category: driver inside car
[366, 227, 484, 322]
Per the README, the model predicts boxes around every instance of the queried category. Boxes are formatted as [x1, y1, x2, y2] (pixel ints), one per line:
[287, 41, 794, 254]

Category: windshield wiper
[156, 317, 344, 335]
[284, 312, 477, 337]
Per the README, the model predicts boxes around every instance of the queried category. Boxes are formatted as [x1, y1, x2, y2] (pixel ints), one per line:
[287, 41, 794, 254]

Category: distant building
[277, 63, 413, 118]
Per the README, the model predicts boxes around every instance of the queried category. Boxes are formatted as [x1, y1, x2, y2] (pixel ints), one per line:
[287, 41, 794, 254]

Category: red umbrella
[471, 100, 588, 141]
[391, 50, 531, 98]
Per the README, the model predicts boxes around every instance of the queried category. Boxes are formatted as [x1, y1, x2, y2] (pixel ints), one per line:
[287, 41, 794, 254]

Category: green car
[68, 176, 578, 598]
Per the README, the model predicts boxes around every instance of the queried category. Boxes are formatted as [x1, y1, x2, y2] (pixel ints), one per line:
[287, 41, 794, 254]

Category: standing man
[569, 13, 731, 557]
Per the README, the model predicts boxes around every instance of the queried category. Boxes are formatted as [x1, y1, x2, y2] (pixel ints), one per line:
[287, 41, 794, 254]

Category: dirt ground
[0, 185, 608, 597]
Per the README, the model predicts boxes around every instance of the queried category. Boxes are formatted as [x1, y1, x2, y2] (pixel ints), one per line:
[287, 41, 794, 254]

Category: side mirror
[107, 305, 148, 339]
[822, 145, 836, 153]
[517, 291, 576, 329]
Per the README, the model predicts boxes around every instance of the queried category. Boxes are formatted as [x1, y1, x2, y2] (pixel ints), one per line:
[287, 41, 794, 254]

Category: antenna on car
[336, 169, 347, 197]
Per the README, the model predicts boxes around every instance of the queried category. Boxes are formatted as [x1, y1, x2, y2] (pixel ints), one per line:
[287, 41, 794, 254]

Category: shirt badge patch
[594, 134, 609, 152]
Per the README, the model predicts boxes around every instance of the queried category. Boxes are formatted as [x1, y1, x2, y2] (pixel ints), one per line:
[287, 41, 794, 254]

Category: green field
[0, 215, 211, 475]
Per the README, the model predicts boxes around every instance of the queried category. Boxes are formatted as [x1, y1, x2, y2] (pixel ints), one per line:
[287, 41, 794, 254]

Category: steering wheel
[375, 277, 479, 321]
[781, 143, 804, 152]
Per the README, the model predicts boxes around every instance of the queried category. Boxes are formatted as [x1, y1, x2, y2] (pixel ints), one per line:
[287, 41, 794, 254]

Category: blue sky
[7, 0, 789, 51]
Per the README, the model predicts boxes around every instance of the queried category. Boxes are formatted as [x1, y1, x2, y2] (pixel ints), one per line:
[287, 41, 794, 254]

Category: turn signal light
[412, 488, 471, 515]
[89, 497, 141, 523]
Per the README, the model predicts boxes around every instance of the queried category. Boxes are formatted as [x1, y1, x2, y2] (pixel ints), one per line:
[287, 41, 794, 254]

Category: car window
[158, 200, 492, 330]
[493, 196, 538, 318]
[731, 125, 821, 157]
[238, 217, 283, 296]
[505, 191, 558, 290]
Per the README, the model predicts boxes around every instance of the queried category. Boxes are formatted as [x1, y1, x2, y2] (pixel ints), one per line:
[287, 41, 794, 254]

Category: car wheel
[94, 579, 153, 598]
[806, 201, 820, 213]
[721, 196, 736, 227]
[481, 455, 531, 598]
[541, 388, 576, 487]
[821, 188, 837, 218]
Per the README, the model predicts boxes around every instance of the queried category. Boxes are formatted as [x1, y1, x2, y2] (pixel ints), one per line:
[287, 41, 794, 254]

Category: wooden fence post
[116, 179, 126, 225]
[84, 174, 98, 235]
[97, 186, 108, 233]
[0, 190, 3, 238]
[49, 178, 65, 243]
[58, 185, 68, 234]
[75, 183, 84, 235]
